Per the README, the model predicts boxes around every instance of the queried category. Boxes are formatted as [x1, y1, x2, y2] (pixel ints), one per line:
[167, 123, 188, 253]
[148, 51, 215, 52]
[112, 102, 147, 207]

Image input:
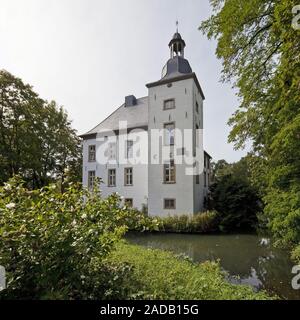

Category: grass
[107, 241, 276, 300]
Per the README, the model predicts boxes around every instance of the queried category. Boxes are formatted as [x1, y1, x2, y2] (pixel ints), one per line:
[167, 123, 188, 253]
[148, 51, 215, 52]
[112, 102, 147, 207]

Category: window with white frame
[88, 170, 96, 190]
[164, 198, 176, 210]
[164, 122, 175, 146]
[195, 124, 199, 148]
[124, 167, 133, 186]
[108, 142, 116, 160]
[126, 140, 133, 159]
[164, 160, 176, 183]
[163, 99, 175, 110]
[108, 169, 116, 187]
[124, 198, 133, 207]
[88, 145, 96, 162]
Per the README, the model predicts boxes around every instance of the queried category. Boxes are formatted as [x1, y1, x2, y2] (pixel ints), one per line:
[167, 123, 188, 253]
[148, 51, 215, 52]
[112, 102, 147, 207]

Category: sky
[0, 0, 250, 162]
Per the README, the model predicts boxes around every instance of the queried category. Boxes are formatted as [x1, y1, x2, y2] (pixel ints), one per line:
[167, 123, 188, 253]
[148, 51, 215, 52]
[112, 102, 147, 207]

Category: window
[204, 171, 207, 187]
[88, 145, 96, 162]
[126, 140, 133, 159]
[196, 101, 199, 113]
[88, 171, 95, 190]
[164, 199, 176, 210]
[164, 122, 175, 145]
[108, 142, 116, 160]
[108, 169, 116, 187]
[196, 174, 200, 185]
[164, 160, 176, 183]
[176, 147, 185, 156]
[124, 198, 133, 207]
[195, 124, 199, 147]
[163, 99, 175, 110]
[124, 167, 133, 186]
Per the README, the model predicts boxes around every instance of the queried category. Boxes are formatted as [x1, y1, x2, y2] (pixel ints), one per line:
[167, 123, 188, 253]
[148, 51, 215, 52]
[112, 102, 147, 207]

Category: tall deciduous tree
[210, 157, 261, 231]
[0, 70, 81, 188]
[200, 0, 300, 260]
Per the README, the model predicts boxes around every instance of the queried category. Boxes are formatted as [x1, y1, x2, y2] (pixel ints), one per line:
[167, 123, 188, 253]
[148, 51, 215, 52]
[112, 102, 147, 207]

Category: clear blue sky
[0, 0, 250, 162]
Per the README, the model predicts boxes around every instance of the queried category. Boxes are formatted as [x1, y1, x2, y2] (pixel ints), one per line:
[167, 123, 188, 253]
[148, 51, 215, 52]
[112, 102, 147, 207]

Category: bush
[156, 211, 218, 233]
[121, 208, 161, 232]
[291, 245, 300, 264]
[210, 175, 260, 232]
[0, 176, 143, 299]
[107, 242, 274, 300]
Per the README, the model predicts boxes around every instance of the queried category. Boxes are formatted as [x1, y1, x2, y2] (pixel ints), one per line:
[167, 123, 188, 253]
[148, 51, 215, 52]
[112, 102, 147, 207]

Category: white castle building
[80, 30, 211, 217]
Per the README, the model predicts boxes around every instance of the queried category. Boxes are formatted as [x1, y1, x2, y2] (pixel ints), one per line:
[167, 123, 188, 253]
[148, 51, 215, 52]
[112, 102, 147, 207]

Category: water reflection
[126, 233, 300, 300]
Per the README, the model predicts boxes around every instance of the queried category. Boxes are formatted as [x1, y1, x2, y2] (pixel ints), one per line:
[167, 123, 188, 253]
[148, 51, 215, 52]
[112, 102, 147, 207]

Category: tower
[169, 23, 186, 59]
[146, 28, 205, 216]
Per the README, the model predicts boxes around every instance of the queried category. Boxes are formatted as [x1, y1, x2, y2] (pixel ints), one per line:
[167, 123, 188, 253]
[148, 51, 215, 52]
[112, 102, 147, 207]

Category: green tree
[210, 158, 261, 231]
[0, 70, 81, 188]
[210, 159, 230, 181]
[200, 0, 300, 260]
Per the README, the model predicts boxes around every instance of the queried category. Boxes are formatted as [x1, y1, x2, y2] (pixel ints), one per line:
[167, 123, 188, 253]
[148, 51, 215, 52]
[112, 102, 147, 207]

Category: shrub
[0, 176, 140, 299]
[291, 245, 300, 264]
[121, 208, 161, 232]
[210, 174, 260, 232]
[157, 211, 218, 233]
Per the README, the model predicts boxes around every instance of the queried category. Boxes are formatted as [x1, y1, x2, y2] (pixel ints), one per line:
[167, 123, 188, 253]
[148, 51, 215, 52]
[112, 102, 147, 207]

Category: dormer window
[164, 99, 175, 110]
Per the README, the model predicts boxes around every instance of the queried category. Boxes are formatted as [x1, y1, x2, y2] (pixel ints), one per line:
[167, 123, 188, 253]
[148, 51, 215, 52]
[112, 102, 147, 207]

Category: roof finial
[176, 20, 179, 33]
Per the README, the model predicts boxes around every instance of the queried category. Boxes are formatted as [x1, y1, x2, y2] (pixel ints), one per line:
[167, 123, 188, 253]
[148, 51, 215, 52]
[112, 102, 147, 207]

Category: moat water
[126, 233, 300, 300]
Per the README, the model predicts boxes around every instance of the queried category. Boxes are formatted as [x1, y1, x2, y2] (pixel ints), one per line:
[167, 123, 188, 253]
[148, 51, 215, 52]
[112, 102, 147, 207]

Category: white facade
[81, 31, 211, 216]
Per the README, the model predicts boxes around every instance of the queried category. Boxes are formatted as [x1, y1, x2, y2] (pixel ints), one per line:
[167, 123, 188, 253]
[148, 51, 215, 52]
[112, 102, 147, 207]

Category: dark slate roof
[79, 96, 148, 138]
[204, 150, 212, 159]
[162, 56, 192, 79]
[168, 32, 186, 47]
[173, 32, 182, 40]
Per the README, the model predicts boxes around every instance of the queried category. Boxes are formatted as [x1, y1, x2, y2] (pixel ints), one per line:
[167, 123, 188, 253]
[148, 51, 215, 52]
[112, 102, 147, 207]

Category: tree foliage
[200, 0, 300, 259]
[0, 70, 81, 188]
[210, 158, 261, 231]
[0, 177, 158, 299]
